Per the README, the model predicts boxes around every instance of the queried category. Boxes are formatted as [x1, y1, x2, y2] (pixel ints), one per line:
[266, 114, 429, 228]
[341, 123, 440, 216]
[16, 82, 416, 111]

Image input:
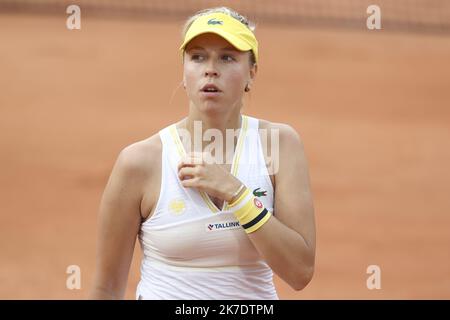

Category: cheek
[222, 65, 246, 85]
[183, 63, 198, 86]
[225, 70, 246, 92]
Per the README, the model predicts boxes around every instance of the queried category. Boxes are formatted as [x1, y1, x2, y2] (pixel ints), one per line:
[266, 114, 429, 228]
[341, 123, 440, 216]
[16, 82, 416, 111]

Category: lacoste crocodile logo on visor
[207, 18, 223, 25]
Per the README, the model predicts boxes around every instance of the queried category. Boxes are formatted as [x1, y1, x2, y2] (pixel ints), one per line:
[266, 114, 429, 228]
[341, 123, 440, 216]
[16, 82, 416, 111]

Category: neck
[178, 104, 243, 157]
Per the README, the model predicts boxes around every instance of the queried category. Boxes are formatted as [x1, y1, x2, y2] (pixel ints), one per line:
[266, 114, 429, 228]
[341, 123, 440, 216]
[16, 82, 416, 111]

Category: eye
[222, 55, 235, 62]
[191, 54, 204, 61]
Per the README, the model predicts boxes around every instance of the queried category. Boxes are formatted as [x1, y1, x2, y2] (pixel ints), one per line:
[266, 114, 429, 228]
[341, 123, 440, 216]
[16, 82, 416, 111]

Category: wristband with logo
[227, 187, 272, 234]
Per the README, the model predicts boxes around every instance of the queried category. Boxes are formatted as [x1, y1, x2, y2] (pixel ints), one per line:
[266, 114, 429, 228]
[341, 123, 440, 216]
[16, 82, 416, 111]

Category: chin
[197, 101, 227, 115]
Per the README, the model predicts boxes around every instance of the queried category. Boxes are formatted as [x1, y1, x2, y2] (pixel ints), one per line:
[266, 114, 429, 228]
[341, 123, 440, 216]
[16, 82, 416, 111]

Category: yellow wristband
[228, 187, 272, 234]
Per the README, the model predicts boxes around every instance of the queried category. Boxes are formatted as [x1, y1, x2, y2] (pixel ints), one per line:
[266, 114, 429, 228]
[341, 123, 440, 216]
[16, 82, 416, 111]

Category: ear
[248, 63, 257, 87]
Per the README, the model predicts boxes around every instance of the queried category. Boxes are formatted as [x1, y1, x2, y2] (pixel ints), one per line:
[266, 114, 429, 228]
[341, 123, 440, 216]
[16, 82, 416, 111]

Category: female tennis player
[89, 7, 315, 300]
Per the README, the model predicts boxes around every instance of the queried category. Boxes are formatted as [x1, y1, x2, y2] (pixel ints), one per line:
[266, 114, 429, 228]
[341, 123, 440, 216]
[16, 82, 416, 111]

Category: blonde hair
[181, 7, 257, 66]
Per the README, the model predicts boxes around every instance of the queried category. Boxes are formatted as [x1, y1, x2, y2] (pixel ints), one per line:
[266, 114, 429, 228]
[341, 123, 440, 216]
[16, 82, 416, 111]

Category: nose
[205, 70, 219, 77]
[204, 68, 219, 77]
[204, 59, 219, 78]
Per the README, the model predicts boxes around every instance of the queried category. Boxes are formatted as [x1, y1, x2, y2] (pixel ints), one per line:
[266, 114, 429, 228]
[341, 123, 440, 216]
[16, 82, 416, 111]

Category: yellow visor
[179, 12, 258, 64]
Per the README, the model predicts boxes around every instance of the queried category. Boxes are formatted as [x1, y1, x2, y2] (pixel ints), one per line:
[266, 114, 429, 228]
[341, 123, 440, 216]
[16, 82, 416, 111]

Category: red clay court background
[1, 11, 450, 299]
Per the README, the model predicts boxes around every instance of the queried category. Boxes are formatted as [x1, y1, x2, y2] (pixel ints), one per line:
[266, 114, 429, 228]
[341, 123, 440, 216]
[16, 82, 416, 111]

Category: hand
[177, 152, 242, 202]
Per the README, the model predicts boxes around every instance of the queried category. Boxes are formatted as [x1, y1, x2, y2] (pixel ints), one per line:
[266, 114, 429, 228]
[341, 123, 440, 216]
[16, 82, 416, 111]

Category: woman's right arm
[88, 144, 148, 299]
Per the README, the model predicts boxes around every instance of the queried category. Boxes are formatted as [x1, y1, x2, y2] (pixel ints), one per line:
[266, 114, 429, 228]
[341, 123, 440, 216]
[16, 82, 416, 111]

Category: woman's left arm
[247, 123, 316, 291]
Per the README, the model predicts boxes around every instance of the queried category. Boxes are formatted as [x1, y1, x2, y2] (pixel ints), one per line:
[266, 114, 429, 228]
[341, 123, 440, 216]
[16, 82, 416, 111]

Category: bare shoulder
[258, 118, 303, 145]
[256, 118, 306, 189]
[105, 133, 159, 201]
[118, 133, 163, 221]
[112, 133, 162, 221]
[117, 133, 162, 178]
[257, 118, 304, 159]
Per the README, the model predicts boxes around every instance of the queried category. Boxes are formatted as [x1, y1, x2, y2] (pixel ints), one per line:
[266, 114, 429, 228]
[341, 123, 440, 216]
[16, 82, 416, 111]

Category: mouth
[200, 83, 222, 94]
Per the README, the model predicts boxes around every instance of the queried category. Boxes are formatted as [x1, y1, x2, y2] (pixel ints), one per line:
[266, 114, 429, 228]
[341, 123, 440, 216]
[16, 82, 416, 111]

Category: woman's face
[183, 33, 256, 114]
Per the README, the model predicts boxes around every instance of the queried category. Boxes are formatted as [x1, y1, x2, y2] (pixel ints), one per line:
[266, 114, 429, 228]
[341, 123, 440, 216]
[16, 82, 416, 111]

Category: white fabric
[136, 115, 278, 300]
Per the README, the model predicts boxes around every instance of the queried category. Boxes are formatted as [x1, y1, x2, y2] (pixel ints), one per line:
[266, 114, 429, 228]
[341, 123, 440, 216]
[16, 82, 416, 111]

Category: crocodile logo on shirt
[253, 187, 267, 197]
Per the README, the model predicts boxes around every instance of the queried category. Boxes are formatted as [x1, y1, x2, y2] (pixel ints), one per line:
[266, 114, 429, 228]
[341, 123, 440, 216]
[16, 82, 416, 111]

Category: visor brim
[179, 29, 252, 52]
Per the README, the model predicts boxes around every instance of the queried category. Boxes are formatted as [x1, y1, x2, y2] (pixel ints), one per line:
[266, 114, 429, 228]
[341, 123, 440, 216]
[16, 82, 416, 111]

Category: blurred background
[1, 0, 449, 299]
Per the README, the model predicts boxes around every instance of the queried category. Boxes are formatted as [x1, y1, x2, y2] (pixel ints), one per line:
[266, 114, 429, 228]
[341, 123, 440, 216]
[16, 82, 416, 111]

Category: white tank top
[136, 115, 278, 300]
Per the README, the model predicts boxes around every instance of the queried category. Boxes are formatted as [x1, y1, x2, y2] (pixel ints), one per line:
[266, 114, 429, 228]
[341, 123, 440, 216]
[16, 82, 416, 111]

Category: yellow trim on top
[169, 125, 186, 157]
[200, 192, 219, 213]
[169, 116, 249, 213]
[232, 115, 248, 176]
[170, 124, 220, 213]
[223, 115, 249, 211]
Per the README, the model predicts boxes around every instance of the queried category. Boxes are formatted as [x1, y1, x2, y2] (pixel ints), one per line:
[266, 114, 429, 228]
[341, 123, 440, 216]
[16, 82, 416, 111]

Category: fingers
[177, 152, 213, 189]
[177, 159, 195, 172]
[178, 166, 203, 189]
[180, 176, 199, 188]
[177, 152, 204, 171]
[178, 166, 197, 181]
